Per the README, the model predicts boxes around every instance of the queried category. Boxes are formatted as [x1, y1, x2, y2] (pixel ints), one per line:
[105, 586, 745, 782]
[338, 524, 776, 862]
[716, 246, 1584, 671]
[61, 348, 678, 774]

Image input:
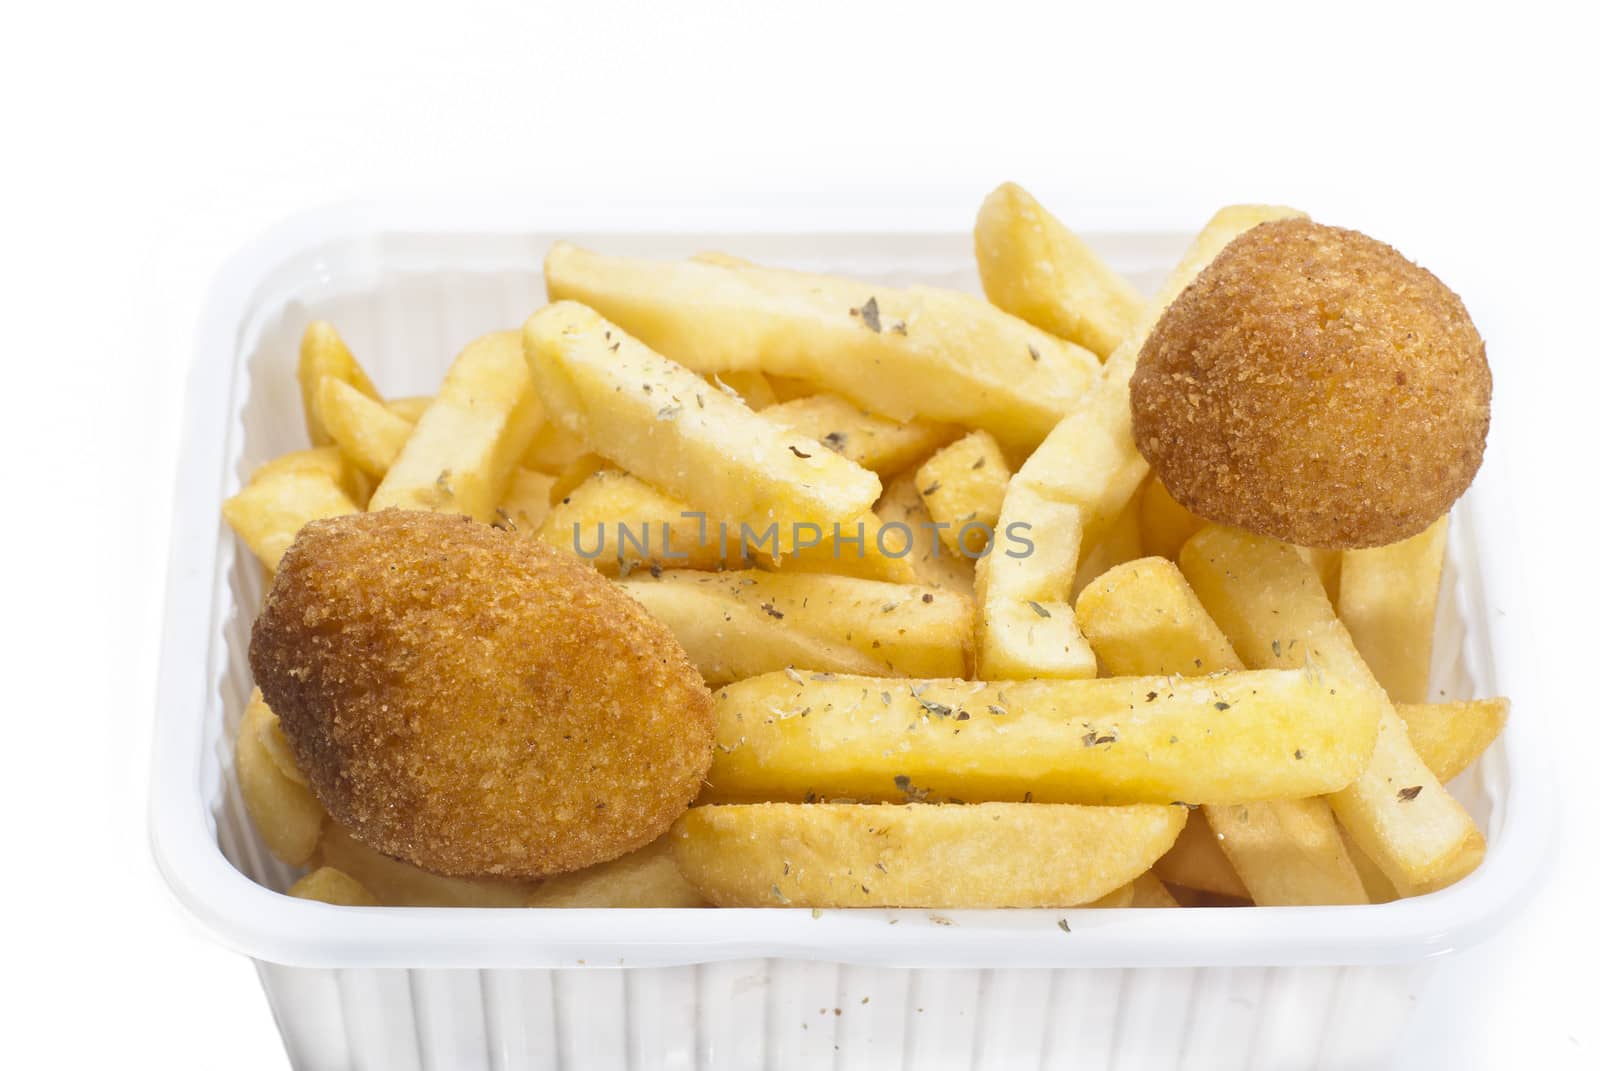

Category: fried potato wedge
[973, 483, 1095, 680]
[525, 836, 705, 907]
[525, 302, 881, 554]
[1128, 871, 1181, 908]
[298, 321, 380, 446]
[1077, 557, 1369, 906]
[764, 392, 958, 479]
[704, 668, 1381, 806]
[670, 802, 1186, 908]
[1153, 812, 1249, 899]
[317, 375, 415, 478]
[369, 331, 543, 522]
[619, 570, 973, 683]
[1013, 205, 1307, 552]
[916, 431, 1012, 557]
[288, 867, 379, 907]
[222, 459, 362, 573]
[974, 182, 1146, 359]
[249, 445, 370, 505]
[876, 474, 975, 596]
[1339, 517, 1450, 704]
[1398, 697, 1509, 783]
[1181, 526, 1485, 896]
[315, 823, 538, 908]
[236, 690, 325, 867]
[1139, 479, 1204, 562]
[543, 243, 1098, 448]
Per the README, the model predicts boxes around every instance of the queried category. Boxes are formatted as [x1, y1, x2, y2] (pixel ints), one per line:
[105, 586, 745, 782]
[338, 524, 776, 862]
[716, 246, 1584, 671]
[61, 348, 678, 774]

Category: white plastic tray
[150, 207, 1554, 1068]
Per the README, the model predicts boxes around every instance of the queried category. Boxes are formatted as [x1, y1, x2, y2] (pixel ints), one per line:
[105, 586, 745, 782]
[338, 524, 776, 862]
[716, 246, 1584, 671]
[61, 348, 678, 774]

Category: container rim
[149, 202, 1558, 970]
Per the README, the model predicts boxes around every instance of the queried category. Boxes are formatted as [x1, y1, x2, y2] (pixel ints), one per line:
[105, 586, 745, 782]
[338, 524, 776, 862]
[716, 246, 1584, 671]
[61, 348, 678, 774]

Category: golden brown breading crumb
[250, 509, 714, 879]
[1129, 218, 1490, 549]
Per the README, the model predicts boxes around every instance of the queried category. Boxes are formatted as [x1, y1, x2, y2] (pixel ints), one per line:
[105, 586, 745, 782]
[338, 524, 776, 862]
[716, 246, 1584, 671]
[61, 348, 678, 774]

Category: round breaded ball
[1129, 218, 1490, 549]
[249, 510, 714, 879]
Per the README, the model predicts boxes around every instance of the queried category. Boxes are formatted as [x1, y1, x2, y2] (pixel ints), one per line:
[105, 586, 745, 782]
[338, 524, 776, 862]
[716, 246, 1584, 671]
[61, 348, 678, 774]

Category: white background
[5, 1, 1597, 1067]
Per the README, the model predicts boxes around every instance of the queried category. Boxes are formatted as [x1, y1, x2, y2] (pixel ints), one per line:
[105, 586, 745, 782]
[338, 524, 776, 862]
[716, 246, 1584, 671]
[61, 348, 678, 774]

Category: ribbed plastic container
[151, 209, 1553, 1070]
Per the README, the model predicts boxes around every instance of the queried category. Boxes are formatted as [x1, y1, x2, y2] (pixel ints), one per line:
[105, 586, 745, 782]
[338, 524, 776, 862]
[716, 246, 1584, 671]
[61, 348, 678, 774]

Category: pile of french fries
[228, 183, 1507, 911]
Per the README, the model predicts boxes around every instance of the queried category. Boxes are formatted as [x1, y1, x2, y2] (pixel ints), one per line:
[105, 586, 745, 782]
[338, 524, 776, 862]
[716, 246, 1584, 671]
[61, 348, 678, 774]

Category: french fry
[1072, 495, 1144, 601]
[525, 836, 705, 907]
[876, 474, 975, 596]
[316, 376, 415, 478]
[1300, 546, 1343, 604]
[972, 483, 1096, 680]
[703, 668, 1382, 806]
[315, 822, 538, 908]
[250, 445, 370, 505]
[916, 431, 1012, 557]
[521, 419, 588, 473]
[1153, 813, 1250, 900]
[524, 302, 882, 554]
[764, 392, 958, 479]
[369, 331, 543, 522]
[1340, 825, 1399, 904]
[385, 395, 432, 423]
[543, 243, 1099, 448]
[1398, 697, 1509, 783]
[222, 458, 362, 573]
[1139, 479, 1204, 561]
[670, 802, 1186, 908]
[235, 690, 325, 867]
[1128, 871, 1181, 908]
[763, 510, 919, 584]
[539, 468, 747, 575]
[618, 570, 973, 683]
[712, 369, 780, 411]
[1180, 525, 1485, 895]
[548, 453, 607, 504]
[1339, 516, 1450, 703]
[1084, 882, 1138, 908]
[298, 321, 380, 446]
[974, 182, 1146, 359]
[495, 466, 557, 534]
[1076, 557, 1369, 906]
[288, 867, 379, 907]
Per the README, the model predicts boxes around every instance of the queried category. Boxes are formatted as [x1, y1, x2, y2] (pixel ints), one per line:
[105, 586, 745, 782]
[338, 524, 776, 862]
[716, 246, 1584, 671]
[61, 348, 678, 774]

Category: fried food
[250, 509, 715, 879]
[1130, 219, 1491, 549]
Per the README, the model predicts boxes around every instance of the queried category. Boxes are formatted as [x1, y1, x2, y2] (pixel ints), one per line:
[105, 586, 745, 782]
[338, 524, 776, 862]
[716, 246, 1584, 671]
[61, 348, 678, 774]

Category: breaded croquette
[1130, 219, 1490, 549]
[250, 510, 714, 879]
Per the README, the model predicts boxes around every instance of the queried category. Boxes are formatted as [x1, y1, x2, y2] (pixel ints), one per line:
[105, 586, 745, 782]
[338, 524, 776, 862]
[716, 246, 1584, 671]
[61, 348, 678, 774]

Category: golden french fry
[1077, 557, 1369, 906]
[384, 395, 432, 423]
[288, 867, 380, 907]
[1180, 525, 1485, 895]
[1128, 871, 1182, 908]
[619, 570, 973, 683]
[525, 302, 881, 554]
[222, 462, 362, 573]
[1153, 812, 1249, 899]
[315, 822, 538, 908]
[521, 419, 588, 473]
[1339, 825, 1399, 904]
[316, 376, 415, 478]
[369, 331, 543, 522]
[1300, 546, 1343, 604]
[972, 483, 1096, 680]
[712, 369, 780, 410]
[1071, 495, 1144, 601]
[670, 802, 1186, 908]
[974, 182, 1146, 359]
[764, 392, 958, 479]
[539, 468, 745, 574]
[1139, 478, 1204, 561]
[876, 474, 976, 596]
[704, 668, 1381, 806]
[1011, 206, 1307, 553]
[524, 836, 705, 907]
[250, 445, 370, 505]
[298, 321, 380, 446]
[1082, 882, 1137, 908]
[1398, 697, 1509, 783]
[236, 690, 325, 867]
[543, 243, 1099, 448]
[548, 453, 607, 504]
[1339, 516, 1450, 703]
[916, 431, 1012, 557]
[495, 466, 557, 534]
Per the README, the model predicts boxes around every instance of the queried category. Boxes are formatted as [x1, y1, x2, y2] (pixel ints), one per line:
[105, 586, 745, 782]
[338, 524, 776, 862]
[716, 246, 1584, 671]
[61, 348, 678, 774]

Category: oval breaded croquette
[1129, 219, 1490, 549]
[249, 509, 715, 879]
